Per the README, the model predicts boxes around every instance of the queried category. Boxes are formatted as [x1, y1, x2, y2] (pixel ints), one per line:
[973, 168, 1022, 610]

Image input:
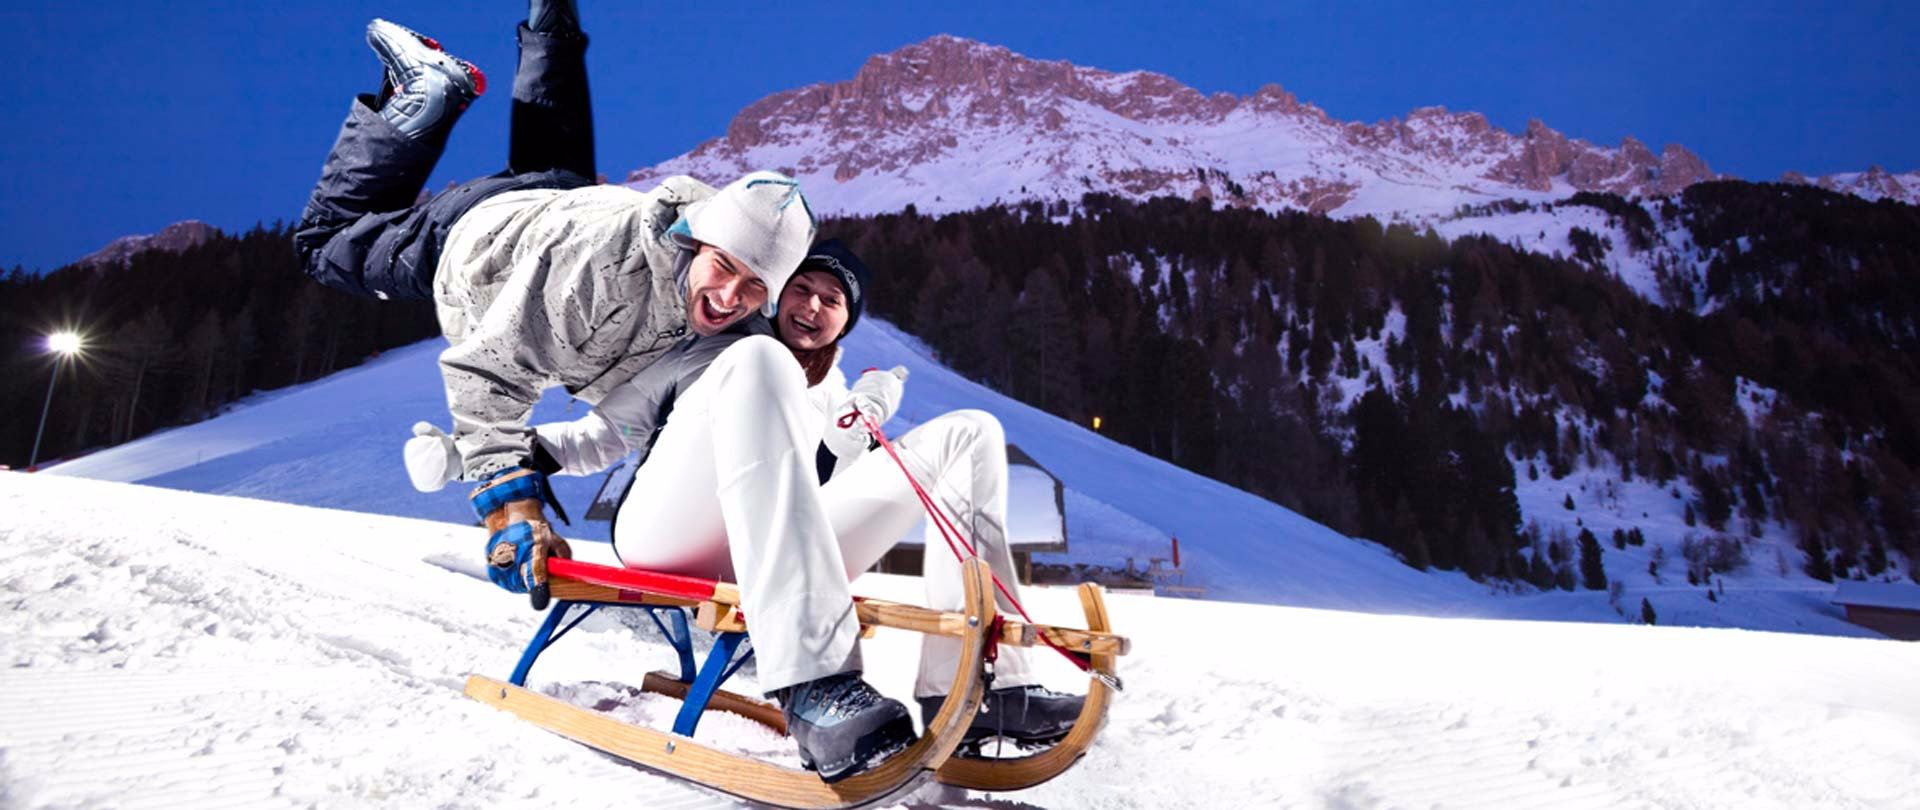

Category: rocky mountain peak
[76, 220, 215, 270]
[1782, 164, 1920, 204]
[628, 36, 1914, 220]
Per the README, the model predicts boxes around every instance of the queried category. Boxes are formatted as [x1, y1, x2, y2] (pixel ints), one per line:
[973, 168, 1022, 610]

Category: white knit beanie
[668, 171, 816, 316]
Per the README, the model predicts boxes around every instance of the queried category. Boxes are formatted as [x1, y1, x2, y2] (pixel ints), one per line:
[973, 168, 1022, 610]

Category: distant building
[870, 444, 1067, 584]
[584, 444, 1068, 585]
[1831, 581, 1920, 641]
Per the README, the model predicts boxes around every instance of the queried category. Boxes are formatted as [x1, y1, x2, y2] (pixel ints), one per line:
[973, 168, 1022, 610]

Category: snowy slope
[4, 471, 1918, 809]
[43, 341, 615, 541]
[42, 317, 1891, 637]
[45, 318, 1490, 615]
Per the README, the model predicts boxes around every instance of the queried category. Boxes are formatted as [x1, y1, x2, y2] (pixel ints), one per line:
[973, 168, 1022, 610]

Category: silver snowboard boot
[366, 18, 486, 140]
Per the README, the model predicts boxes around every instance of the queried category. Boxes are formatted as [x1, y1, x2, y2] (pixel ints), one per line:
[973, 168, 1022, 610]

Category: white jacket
[432, 178, 717, 479]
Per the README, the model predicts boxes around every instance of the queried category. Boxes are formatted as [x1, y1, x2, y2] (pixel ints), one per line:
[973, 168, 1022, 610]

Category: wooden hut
[1831, 581, 1920, 641]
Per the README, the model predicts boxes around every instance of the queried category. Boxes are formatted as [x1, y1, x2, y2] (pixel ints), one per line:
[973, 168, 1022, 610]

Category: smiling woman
[775, 239, 868, 386]
[778, 270, 850, 350]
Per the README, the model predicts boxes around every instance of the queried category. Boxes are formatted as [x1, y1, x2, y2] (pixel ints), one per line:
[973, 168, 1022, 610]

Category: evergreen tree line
[822, 181, 1919, 583]
[1, 223, 440, 468]
[4, 183, 1913, 587]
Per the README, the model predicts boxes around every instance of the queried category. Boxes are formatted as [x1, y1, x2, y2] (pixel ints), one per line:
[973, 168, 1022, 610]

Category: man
[290, 3, 814, 598]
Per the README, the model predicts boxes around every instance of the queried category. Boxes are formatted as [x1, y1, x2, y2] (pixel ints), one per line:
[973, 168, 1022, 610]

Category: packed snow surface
[13, 314, 1920, 807]
[4, 472, 1918, 809]
[42, 318, 1896, 636]
[46, 319, 1491, 615]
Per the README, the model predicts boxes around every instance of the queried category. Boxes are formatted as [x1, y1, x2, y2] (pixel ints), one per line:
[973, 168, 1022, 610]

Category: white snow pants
[611, 336, 1035, 696]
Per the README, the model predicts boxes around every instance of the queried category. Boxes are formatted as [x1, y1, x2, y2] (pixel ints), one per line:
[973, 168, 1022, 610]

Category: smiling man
[430, 171, 813, 484]
[289, 3, 817, 603]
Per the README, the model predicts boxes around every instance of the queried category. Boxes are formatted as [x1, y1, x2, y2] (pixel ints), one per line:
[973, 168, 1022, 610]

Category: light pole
[28, 331, 83, 470]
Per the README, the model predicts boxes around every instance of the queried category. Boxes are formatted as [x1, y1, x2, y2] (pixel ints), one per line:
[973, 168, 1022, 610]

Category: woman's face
[776, 270, 850, 351]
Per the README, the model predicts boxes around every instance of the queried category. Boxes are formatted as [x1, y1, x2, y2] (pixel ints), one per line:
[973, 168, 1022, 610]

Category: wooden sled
[463, 556, 1129, 807]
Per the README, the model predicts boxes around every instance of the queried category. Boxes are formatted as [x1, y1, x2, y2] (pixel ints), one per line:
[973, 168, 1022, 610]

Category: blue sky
[1, 0, 1914, 272]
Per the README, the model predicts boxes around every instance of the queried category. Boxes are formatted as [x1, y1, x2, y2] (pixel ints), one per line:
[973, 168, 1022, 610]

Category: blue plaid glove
[471, 467, 572, 607]
[485, 522, 538, 592]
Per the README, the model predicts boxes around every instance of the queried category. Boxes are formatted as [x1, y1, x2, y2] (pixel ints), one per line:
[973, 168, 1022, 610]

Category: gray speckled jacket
[431, 177, 717, 479]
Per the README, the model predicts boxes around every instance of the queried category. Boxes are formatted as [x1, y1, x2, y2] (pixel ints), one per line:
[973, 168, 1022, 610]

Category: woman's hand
[824, 366, 908, 458]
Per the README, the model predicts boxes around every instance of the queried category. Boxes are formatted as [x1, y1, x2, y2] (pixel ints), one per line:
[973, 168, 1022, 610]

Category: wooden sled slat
[465, 558, 998, 809]
[933, 582, 1119, 791]
[545, 559, 1129, 658]
[641, 670, 787, 733]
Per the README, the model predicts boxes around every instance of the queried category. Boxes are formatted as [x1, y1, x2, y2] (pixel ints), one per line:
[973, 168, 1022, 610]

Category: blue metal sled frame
[509, 598, 756, 739]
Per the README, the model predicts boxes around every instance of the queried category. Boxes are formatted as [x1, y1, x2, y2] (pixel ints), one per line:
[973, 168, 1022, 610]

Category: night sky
[1, 0, 1914, 272]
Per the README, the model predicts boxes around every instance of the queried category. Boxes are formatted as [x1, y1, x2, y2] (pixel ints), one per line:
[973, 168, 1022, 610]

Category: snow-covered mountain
[1781, 165, 1920, 203]
[623, 35, 1916, 223]
[73, 220, 217, 269]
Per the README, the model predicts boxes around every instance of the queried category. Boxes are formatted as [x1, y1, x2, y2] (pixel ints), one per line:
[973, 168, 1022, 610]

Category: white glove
[403, 421, 462, 492]
[822, 366, 908, 459]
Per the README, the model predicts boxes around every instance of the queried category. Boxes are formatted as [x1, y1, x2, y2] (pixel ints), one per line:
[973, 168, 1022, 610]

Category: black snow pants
[293, 24, 598, 300]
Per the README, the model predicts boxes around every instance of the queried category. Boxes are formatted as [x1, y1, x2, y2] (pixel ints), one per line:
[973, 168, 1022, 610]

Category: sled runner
[463, 556, 1129, 807]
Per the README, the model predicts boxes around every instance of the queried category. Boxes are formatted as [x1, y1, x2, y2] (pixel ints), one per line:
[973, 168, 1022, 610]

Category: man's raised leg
[508, 1, 594, 179]
[294, 20, 483, 299]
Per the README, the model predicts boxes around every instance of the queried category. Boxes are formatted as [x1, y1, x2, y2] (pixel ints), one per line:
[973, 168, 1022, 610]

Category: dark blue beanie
[798, 238, 872, 333]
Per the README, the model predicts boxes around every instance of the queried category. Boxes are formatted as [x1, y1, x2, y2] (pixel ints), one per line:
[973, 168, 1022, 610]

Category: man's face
[775, 270, 850, 351]
[685, 244, 768, 336]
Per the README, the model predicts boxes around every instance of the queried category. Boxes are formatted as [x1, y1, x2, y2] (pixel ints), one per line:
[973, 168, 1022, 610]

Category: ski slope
[46, 318, 1495, 616]
[4, 471, 1917, 809]
[42, 318, 1888, 637]
[41, 317, 1892, 636]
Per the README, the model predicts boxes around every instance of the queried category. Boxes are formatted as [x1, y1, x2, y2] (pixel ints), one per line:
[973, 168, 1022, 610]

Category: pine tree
[1699, 474, 1732, 531]
[1799, 530, 1833, 582]
[1579, 529, 1607, 590]
[1563, 493, 1575, 510]
[1641, 598, 1657, 625]
[1865, 538, 1889, 576]
[1527, 550, 1556, 589]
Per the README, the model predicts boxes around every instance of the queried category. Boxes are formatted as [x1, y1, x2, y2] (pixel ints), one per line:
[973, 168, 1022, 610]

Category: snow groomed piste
[466, 557, 1127, 807]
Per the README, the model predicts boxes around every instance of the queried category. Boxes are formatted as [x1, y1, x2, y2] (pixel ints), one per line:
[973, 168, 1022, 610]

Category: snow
[46, 319, 1492, 615]
[12, 310, 1920, 806]
[5, 471, 1918, 809]
[42, 317, 1909, 634]
[1735, 376, 1780, 427]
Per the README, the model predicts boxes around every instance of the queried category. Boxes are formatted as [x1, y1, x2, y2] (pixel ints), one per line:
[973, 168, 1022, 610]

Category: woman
[515, 240, 1083, 779]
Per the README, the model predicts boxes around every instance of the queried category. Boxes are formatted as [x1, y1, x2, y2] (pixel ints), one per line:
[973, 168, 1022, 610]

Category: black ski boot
[366, 19, 486, 140]
[528, 0, 581, 36]
[918, 685, 1084, 747]
[775, 672, 918, 783]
